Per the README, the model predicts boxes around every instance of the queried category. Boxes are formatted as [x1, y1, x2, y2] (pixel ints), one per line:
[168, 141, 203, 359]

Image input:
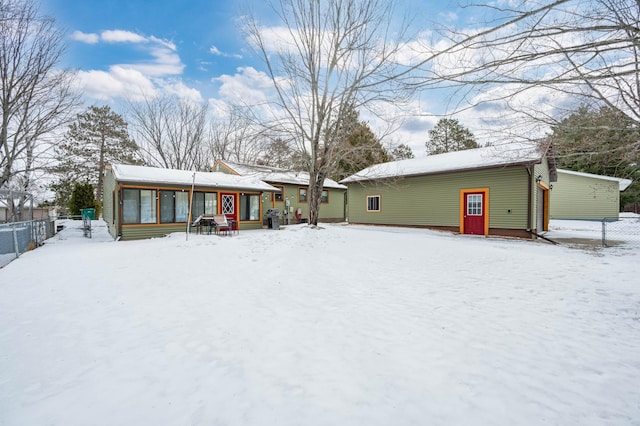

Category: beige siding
[347, 166, 530, 230]
[550, 172, 620, 220]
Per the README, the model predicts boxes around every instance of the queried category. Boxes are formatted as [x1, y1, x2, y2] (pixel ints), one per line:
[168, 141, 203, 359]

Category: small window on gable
[367, 195, 380, 212]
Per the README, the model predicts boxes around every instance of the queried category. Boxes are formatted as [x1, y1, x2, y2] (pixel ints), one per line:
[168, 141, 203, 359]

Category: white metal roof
[557, 169, 633, 191]
[110, 164, 279, 192]
[217, 161, 347, 190]
[340, 142, 545, 184]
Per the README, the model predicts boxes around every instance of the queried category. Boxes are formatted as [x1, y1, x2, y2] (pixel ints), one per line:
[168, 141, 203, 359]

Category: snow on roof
[110, 164, 279, 192]
[340, 142, 546, 184]
[218, 160, 347, 190]
[557, 169, 633, 191]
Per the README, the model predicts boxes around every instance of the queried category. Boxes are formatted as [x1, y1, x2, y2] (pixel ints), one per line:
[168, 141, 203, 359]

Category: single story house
[340, 142, 557, 238]
[213, 160, 348, 223]
[550, 169, 632, 221]
[103, 164, 279, 240]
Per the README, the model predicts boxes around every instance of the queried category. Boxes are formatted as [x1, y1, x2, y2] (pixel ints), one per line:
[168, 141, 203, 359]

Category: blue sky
[39, 0, 566, 155]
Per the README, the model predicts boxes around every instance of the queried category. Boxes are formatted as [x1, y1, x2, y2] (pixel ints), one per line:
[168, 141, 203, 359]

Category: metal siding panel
[550, 172, 619, 220]
[348, 167, 529, 230]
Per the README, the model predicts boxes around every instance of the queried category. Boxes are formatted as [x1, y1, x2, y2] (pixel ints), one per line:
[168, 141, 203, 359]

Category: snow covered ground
[1, 218, 639, 425]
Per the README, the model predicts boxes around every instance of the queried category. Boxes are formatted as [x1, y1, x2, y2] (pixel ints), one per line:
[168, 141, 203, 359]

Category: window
[366, 195, 380, 212]
[122, 188, 157, 224]
[192, 192, 217, 218]
[321, 190, 329, 203]
[160, 190, 189, 223]
[272, 185, 284, 202]
[299, 187, 307, 202]
[240, 193, 260, 221]
[467, 194, 482, 216]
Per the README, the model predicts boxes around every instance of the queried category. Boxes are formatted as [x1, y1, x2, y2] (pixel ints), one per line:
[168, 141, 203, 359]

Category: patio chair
[212, 214, 231, 236]
[190, 214, 204, 234]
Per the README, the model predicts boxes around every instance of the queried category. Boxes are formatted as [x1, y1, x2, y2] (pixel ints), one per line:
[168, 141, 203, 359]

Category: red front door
[464, 192, 485, 235]
[220, 193, 237, 222]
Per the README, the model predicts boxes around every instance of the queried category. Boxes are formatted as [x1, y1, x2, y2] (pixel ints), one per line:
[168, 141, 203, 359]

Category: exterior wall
[533, 161, 551, 232]
[550, 172, 620, 220]
[346, 166, 532, 235]
[102, 168, 118, 239]
[262, 183, 346, 223]
[105, 173, 268, 240]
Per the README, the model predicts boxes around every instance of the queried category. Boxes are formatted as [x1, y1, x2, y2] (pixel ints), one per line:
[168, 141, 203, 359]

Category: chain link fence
[602, 215, 640, 248]
[0, 218, 56, 268]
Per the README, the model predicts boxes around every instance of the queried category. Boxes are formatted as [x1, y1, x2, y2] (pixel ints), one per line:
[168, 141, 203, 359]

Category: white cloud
[101, 29, 147, 44]
[213, 66, 276, 105]
[73, 66, 157, 102]
[71, 30, 99, 44]
[158, 80, 204, 104]
[209, 45, 243, 59]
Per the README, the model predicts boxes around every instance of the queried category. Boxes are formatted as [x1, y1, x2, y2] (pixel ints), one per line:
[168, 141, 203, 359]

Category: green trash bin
[80, 208, 95, 220]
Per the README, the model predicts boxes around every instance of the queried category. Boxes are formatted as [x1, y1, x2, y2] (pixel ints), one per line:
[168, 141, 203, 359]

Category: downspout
[526, 166, 533, 237]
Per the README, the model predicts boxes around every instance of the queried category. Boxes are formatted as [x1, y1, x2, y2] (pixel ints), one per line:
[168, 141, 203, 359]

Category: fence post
[601, 218, 606, 247]
[12, 222, 20, 259]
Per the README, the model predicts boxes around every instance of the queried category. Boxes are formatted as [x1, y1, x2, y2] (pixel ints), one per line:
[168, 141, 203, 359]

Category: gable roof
[558, 169, 633, 191]
[214, 160, 347, 190]
[109, 164, 279, 192]
[340, 142, 547, 184]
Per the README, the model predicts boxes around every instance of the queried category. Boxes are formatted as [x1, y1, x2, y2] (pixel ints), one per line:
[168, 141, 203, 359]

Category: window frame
[321, 189, 329, 204]
[366, 195, 381, 212]
[298, 187, 308, 203]
[239, 192, 261, 221]
[272, 185, 284, 202]
[122, 187, 158, 224]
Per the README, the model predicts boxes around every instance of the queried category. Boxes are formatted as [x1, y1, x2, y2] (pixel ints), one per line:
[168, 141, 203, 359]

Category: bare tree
[413, 0, 640, 125]
[0, 0, 79, 190]
[128, 95, 209, 171]
[245, 0, 410, 225]
[207, 105, 265, 164]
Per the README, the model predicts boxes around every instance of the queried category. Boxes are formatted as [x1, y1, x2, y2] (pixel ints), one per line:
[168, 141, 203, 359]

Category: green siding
[550, 172, 620, 220]
[262, 183, 346, 222]
[347, 166, 531, 230]
[102, 169, 118, 239]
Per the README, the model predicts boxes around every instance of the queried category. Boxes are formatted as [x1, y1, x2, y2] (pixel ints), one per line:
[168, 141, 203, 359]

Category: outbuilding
[103, 164, 279, 240]
[213, 160, 347, 224]
[340, 142, 556, 238]
[550, 169, 632, 220]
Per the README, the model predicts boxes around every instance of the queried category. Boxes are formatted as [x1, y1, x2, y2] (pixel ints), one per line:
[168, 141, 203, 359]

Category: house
[340, 142, 557, 238]
[103, 164, 279, 240]
[550, 169, 632, 221]
[212, 160, 348, 223]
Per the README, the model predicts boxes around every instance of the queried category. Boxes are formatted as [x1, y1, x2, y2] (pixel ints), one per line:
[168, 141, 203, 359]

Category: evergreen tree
[551, 105, 640, 208]
[50, 105, 141, 209]
[426, 119, 479, 155]
[391, 143, 415, 160]
[68, 182, 96, 216]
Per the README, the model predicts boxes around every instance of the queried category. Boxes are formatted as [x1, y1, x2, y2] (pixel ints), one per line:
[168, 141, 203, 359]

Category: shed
[213, 160, 347, 224]
[550, 169, 632, 220]
[103, 164, 279, 240]
[340, 142, 556, 238]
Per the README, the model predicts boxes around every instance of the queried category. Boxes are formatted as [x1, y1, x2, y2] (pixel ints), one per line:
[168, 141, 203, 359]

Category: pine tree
[426, 119, 479, 155]
[391, 143, 415, 160]
[68, 182, 96, 216]
[50, 105, 142, 209]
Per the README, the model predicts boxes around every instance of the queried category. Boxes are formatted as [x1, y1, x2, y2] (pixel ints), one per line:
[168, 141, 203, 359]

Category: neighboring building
[103, 164, 279, 240]
[340, 143, 557, 238]
[213, 160, 348, 223]
[550, 169, 632, 220]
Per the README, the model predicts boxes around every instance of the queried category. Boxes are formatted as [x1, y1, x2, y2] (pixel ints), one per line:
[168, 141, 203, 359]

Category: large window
[366, 195, 380, 212]
[299, 187, 307, 202]
[192, 192, 217, 218]
[240, 193, 260, 221]
[160, 190, 189, 223]
[122, 188, 157, 224]
[321, 190, 329, 203]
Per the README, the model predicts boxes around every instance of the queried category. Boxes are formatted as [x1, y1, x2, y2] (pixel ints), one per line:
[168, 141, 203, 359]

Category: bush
[68, 182, 96, 216]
